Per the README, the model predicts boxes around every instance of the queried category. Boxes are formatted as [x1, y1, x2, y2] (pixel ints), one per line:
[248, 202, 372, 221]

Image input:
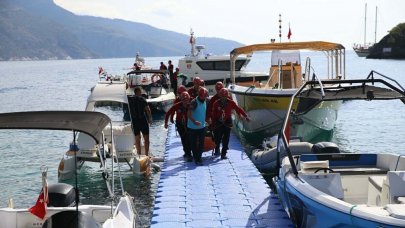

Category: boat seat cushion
[368, 175, 386, 192]
[385, 204, 405, 219]
[388, 171, 405, 199]
[300, 173, 344, 199]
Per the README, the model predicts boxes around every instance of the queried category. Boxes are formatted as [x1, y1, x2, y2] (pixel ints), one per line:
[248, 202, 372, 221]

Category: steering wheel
[314, 167, 335, 173]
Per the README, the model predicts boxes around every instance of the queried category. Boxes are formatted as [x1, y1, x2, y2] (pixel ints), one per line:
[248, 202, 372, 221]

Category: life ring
[151, 74, 162, 83]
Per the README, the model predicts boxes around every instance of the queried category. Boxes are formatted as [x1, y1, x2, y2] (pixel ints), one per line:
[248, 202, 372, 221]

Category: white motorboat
[58, 82, 156, 181]
[125, 69, 175, 112]
[177, 30, 268, 94]
[274, 73, 405, 227]
[0, 111, 136, 228]
[229, 41, 345, 145]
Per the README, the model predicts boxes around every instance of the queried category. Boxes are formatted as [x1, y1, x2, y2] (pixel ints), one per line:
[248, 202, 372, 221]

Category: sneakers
[185, 155, 193, 162]
[195, 160, 203, 166]
[214, 146, 220, 156]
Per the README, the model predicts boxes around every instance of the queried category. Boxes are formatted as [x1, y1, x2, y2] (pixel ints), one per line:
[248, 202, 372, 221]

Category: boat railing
[367, 70, 405, 92]
[304, 57, 311, 82]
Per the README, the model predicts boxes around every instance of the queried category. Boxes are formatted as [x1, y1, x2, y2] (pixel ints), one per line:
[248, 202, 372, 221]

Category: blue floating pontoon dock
[151, 124, 293, 227]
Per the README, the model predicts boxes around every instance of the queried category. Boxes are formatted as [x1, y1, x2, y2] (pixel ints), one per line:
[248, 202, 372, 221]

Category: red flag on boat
[98, 66, 104, 75]
[29, 167, 48, 220]
[29, 186, 48, 220]
[287, 27, 292, 40]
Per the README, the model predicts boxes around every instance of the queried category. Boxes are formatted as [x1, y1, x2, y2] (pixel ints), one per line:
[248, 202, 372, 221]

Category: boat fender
[102, 171, 109, 180]
[152, 74, 161, 83]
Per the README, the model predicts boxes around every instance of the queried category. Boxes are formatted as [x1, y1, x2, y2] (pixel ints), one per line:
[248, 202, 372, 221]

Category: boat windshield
[271, 50, 301, 66]
[196, 59, 248, 71]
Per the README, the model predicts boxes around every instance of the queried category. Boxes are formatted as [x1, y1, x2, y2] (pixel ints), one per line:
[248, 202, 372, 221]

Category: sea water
[0, 52, 405, 227]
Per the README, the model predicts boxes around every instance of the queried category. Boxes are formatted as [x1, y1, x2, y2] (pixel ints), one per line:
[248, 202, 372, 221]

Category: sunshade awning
[127, 69, 167, 75]
[231, 41, 345, 56]
[0, 111, 110, 143]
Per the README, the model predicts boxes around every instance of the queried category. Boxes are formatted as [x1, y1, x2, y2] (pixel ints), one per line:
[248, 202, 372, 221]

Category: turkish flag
[29, 188, 48, 220]
[287, 27, 292, 40]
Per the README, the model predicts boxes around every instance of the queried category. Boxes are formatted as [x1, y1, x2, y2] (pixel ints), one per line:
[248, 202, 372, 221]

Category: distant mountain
[0, 0, 244, 61]
[367, 23, 405, 59]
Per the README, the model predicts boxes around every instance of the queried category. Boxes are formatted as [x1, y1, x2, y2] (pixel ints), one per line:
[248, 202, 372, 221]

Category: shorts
[132, 118, 149, 136]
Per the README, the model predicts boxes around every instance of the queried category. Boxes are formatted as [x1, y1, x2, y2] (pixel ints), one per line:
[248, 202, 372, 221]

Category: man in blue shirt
[187, 87, 208, 165]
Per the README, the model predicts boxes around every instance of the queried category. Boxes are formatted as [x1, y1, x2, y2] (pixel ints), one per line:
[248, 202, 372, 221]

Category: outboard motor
[47, 183, 76, 207]
[311, 142, 341, 154]
[42, 211, 99, 228]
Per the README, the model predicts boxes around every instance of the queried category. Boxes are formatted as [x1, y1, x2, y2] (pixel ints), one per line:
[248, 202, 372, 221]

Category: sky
[54, 0, 405, 49]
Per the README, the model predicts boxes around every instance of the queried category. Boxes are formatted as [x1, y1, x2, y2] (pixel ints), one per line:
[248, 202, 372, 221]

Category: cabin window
[196, 60, 247, 71]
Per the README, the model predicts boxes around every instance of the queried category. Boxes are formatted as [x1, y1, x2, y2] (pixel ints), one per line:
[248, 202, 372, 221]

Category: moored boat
[0, 111, 136, 228]
[229, 41, 345, 145]
[177, 30, 268, 94]
[58, 81, 160, 181]
[274, 73, 405, 227]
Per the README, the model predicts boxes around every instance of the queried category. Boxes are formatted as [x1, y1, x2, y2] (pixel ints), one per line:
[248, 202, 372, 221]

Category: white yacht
[177, 30, 268, 94]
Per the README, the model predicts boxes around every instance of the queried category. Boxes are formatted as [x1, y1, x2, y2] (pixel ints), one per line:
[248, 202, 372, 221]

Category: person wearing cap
[187, 77, 202, 99]
[164, 91, 192, 161]
[206, 81, 224, 126]
[173, 85, 187, 104]
[187, 87, 209, 165]
[211, 88, 249, 159]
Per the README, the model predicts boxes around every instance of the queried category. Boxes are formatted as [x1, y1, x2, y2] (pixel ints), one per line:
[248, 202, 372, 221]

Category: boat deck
[151, 124, 293, 227]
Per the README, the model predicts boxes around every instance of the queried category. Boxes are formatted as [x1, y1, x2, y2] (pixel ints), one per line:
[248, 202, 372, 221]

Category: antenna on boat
[190, 28, 196, 57]
[278, 14, 282, 43]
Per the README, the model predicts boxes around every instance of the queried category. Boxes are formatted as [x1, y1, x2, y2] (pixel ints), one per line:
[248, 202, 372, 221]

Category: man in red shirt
[164, 91, 192, 161]
[211, 88, 249, 159]
[187, 77, 202, 99]
[206, 81, 224, 126]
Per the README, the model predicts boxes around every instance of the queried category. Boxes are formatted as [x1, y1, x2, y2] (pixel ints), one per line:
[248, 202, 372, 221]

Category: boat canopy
[86, 82, 128, 111]
[230, 41, 346, 84]
[0, 111, 110, 143]
[231, 41, 345, 56]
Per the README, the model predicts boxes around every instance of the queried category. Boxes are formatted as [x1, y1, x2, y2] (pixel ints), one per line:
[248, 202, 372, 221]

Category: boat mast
[278, 14, 282, 43]
[190, 28, 196, 57]
[374, 6, 378, 44]
[363, 3, 367, 47]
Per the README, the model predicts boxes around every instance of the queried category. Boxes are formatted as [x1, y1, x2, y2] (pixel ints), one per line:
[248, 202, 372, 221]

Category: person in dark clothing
[159, 62, 168, 70]
[164, 91, 192, 161]
[127, 87, 153, 156]
[171, 67, 179, 95]
[211, 88, 249, 159]
[187, 87, 209, 165]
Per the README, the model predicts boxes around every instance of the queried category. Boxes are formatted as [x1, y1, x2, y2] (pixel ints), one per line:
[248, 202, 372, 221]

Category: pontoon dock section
[151, 124, 293, 227]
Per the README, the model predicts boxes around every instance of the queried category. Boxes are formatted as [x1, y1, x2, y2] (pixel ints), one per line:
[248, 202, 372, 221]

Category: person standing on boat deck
[171, 67, 180, 95]
[187, 77, 202, 99]
[212, 88, 249, 159]
[187, 87, 209, 165]
[128, 87, 153, 156]
[164, 91, 192, 161]
[159, 62, 167, 70]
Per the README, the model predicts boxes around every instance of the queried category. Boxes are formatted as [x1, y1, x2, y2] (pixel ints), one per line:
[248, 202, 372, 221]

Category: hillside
[368, 23, 405, 59]
[0, 0, 243, 60]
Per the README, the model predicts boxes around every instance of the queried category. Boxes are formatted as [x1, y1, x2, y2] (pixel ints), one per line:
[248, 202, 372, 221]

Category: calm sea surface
[1, 52, 405, 227]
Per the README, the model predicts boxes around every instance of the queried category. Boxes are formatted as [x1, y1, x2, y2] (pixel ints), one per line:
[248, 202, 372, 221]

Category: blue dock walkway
[151, 124, 293, 227]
